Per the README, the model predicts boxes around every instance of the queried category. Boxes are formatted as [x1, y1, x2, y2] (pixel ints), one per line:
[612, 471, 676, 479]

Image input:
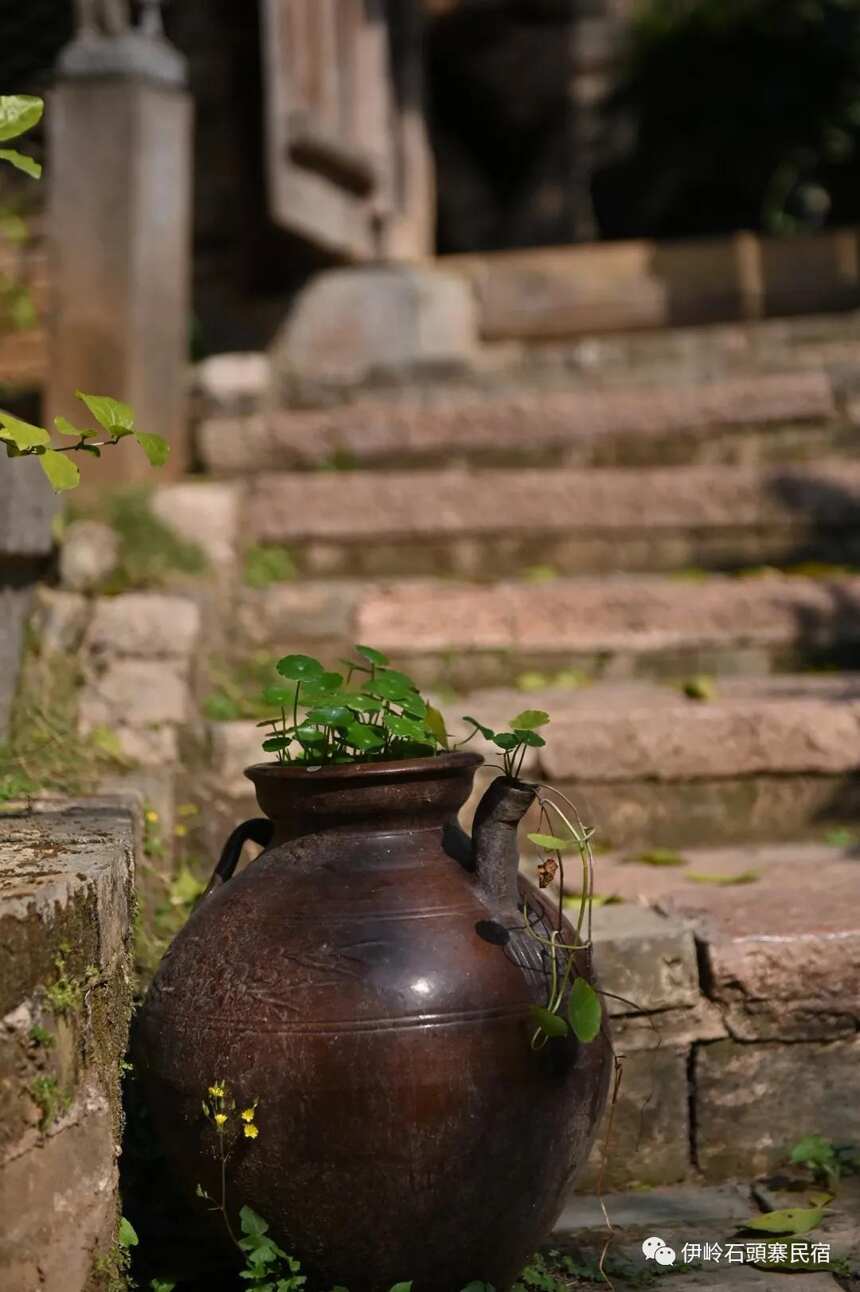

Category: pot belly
[139, 1001, 610, 1292]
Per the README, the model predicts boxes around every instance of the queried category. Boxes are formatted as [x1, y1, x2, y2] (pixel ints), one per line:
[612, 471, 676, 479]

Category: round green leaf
[317, 671, 344, 692]
[383, 712, 428, 742]
[492, 732, 519, 751]
[262, 684, 295, 708]
[262, 735, 292, 752]
[530, 1006, 568, 1039]
[344, 722, 385, 752]
[401, 693, 428, 720]
[368, 672, 415, 701]
[568, 978, 602, 1044]
[345, 694, 384, 715]
[295, 724, 326, 745]
[509, 709, 550, 731]
[513, 729, 546, 747]
[0, 95, 43, 143]
[39, 450, 80, 492]
[134, 431, 170, 466]
[117, 1217, 139, 1248]
[355, 644, 390, 666]
[305, 704, 353, 727]
[276, 654, 324, 681]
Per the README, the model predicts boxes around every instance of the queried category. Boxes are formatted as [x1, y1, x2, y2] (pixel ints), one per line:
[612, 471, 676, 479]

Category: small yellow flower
[177, 802, 199, 817]
[208, 1083, 225, 1098]
[241, 1107, 256, 1123]
[174, 823, 188, 838]
[144, 809, 159, 823]
[243, 1123, 259, 1139]
[213, 1112, 227, 1127]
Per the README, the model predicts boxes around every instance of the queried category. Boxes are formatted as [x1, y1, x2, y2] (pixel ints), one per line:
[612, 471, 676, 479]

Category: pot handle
[201, 818, 274, 899]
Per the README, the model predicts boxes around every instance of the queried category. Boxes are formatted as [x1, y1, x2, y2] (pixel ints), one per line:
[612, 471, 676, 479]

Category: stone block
[58, 520, 119, 592]
[193, 351, 271, 416]
[79, 658, 191, 730]
[660, 852, 860, 1041]
[208, 721, 263, 797]
[237, 581, 362, 648]
[0, 1085, 117, 1292]
[273, 265, 478, 389]
[0, 583, 32, 740]
[0, 455, 55, 559]
[31, 587, 90, 655]
[84, 593, 200, 662]
[695, 1037, 860, 1179]
[591, 905, 700, 1015]
[151, 481, 241, 569]
[578, 1044, 691, 1191]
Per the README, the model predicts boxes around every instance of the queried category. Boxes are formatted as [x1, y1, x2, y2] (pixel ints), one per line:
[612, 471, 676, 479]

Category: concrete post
[46, 13, 192, 484]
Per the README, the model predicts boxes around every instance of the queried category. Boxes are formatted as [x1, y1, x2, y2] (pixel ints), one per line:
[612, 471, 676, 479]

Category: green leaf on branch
[0, 148, 41, 178]
[568, 978, 602, 1043]
[530, 1006, 568, 1039]
[76, 391, 135, 436]
[39, 450, 80, 492]
[0, 410, 50, 451]
[0, 95, 43, 142]
[528, 832, 575, 852]
[276, 655, 324, 681]
[54, 415, 93, 439]
[509, 709, 550, 730]
[134, 432, 170, 466]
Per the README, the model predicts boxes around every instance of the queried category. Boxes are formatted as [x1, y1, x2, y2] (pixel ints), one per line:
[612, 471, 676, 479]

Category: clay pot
[136, 753, 611, 1292]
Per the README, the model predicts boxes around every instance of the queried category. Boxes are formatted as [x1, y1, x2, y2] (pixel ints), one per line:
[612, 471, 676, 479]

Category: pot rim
[244, 750, 484, 785]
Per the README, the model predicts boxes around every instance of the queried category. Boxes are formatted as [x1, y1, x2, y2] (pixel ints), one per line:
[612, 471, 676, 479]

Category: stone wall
[0, 798, 138, 1292]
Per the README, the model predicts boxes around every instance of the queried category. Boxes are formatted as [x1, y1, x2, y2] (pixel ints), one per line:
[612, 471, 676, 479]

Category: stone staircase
[40, 302, 860, 1212]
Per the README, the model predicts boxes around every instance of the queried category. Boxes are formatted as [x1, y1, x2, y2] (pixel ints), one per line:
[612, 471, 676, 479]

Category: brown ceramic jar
[136, 753, 611, 1292]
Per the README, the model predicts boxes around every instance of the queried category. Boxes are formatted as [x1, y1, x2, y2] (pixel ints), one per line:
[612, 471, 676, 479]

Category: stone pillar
[46, 8, 192, 484]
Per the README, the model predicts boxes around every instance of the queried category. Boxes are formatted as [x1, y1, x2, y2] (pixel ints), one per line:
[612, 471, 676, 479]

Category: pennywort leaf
[355, 644, 389, 666]
[568, 978, 602, 1043]
[530, 1006, 568, 1039]
[276, 655, 324, 681]
[509, 709, 550, 730]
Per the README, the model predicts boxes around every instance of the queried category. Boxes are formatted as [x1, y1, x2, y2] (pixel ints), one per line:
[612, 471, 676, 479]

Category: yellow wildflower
[243, 1123, 259, 1139]
[240, 1107, 256, 1123]
[208, 1083, 225, 1098]
[214, 1112, 227, 1127]
[177, 802, 199, 817]
[144, 809, 159, 823]
[174, 823, 188, 838]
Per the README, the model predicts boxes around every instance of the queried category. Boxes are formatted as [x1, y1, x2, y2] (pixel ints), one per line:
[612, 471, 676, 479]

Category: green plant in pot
[135, 646, 612, 1292]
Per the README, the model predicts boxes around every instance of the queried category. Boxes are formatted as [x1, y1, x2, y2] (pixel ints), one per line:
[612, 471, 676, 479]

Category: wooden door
[260, 0, 433, 261]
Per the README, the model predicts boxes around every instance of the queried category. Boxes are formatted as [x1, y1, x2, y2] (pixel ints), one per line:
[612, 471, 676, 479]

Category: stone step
[206, 674, 860, 851]
[198, 369, 858, 475]
[243, 459, 860, 577]
[235, 571, 860, 688]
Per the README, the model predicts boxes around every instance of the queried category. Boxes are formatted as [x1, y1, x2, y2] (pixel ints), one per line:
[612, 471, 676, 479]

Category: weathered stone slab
[78, 658, 191, 731]
[151, 481, 241, 570]
[193, 350, 272, 416]
[0, 801, 136, 1290]
[272, 265, 478, 389]
[558, 1182, 754, 1235]
[659, 853, 860, 1041]
[591, 905, 700, 1015]
[200, 370, 837, 473]
[695, 1037, 860, 1179]
[58, 519, 119, 592]
[579, 1044, 690, 1191]
[208, 721, 263, 798]
[237, 581, 361, 649]
[84, 593, 200, 661]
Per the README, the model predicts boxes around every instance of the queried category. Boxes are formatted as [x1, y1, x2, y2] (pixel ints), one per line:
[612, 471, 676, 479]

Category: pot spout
[472, 776, 536, 909]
